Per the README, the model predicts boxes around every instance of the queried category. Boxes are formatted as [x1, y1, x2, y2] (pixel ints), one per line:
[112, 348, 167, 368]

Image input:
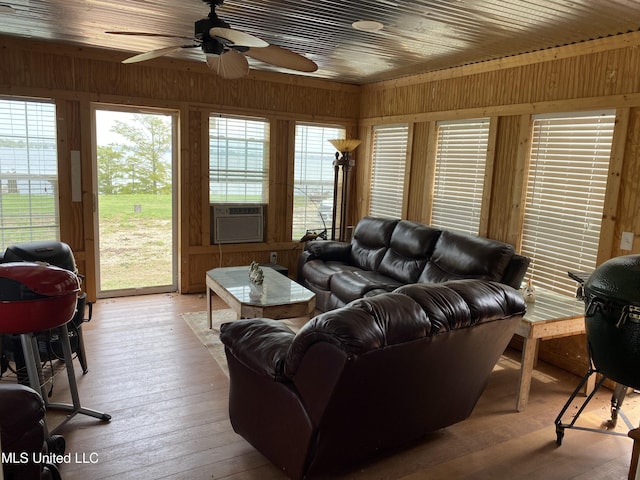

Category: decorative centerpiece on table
[522, 278, 536, 303]
[248, 261, 264, 299]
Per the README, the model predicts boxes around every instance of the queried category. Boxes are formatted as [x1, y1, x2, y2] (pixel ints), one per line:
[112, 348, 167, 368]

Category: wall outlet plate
[621, 231, 634, 251]
[270, 251, 278, 264]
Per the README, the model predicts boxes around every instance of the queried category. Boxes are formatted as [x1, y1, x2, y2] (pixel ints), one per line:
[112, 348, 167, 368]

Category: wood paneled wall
[0, 36, 359, 299]
[355, 33, 640, 376]
[357, 35, 640, 253]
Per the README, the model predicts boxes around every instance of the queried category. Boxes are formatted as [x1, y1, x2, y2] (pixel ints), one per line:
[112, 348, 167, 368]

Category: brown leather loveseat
[220, 279, 527, 479]
[298, 216, 530, 312]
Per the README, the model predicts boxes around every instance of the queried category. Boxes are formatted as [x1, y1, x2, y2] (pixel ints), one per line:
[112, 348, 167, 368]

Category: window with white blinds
[0, 99, 59, 250]
[369, 124, 409, 218]
[521, 111, 616, 296]
[431, 118, 490, 234]
[209, 114, 269, 203]
[293, 123, 345, 240]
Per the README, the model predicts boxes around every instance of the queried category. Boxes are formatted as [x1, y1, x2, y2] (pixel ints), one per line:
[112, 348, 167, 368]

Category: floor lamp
[328, 139, 361, 241]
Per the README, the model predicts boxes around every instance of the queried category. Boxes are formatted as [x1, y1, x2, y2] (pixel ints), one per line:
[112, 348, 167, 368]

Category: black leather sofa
[220, 279, 527, 479]
[298, 216, 531, 312]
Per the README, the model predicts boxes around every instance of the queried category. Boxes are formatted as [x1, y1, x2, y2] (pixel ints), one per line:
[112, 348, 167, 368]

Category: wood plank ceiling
[1, 0, 640, 84]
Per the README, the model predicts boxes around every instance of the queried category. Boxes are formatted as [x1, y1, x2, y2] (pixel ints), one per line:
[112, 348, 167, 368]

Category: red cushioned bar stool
[0, 262, 110, 435]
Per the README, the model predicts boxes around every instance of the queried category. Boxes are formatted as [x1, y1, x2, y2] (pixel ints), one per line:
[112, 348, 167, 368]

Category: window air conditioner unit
[210, 203, 265, 244]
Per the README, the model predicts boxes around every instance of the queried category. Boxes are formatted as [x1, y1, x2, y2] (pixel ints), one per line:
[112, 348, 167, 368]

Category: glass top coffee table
[205, 266, 316, 329]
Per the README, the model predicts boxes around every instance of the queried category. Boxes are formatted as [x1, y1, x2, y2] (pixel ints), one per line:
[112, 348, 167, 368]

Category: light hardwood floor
[40, 293, 640, 479]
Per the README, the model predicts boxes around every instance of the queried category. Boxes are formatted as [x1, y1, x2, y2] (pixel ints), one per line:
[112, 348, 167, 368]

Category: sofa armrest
[219, 319, 296, 380]
[297, 250, 313, 281]
[0, 384, 45, 445]
[501, 253, 531, 289]
[305, 240, 352, 262]
[0, 383, 47, 480]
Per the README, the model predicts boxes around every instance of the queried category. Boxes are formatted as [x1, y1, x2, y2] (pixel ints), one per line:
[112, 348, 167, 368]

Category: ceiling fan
[106, 0, 318, 79]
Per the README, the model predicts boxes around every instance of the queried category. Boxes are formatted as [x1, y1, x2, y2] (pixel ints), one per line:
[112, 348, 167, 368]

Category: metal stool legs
[19, 323, 110, 435]
[75, 325, 89, 374]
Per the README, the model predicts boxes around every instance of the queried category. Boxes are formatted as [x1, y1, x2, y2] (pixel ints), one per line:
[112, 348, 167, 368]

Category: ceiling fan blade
[122, 45, 189, 64]
[245, 45, 318, 73]
[210, 27, 268, 48]
[106, 31, 196, 42]
[205, 50, 249, 79]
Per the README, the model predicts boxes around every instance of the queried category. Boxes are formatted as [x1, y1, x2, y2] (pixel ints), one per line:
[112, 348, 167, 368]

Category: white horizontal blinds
[0, 99, 59, 251]
[431, 118, 490, 235]
[521, 111, 616, 296]
[369, 124, 409, 218]
[293, 123, 345, 240]
[209, 115, 269, 203]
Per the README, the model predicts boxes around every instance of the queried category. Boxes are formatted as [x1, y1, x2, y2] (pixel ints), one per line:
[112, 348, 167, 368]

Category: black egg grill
[555, 255, 640, 445]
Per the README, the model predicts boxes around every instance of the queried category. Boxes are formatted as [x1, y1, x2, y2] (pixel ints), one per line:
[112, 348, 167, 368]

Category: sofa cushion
[349, 217, 398, 271]
[395, 279, 526, 334]
[378, 221, 442, 283]
[418, 230, 514, 283]
[444, 279, 527, 325]
[330, 270, 403, 304]
[284, 292, 431, 377]
[302, 260, 361, 290]
[393, 283, 469, 334]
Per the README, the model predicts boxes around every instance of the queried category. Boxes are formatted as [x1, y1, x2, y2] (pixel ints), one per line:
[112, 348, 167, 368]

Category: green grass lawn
[98, 193, 172, 220]
[98, 194, 174, 291]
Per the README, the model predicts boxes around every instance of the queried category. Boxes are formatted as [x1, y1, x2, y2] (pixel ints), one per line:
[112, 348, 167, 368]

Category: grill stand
[556, 270, 638, 446]
[19, 322, 111, 437]
[554, 359, 634, 445]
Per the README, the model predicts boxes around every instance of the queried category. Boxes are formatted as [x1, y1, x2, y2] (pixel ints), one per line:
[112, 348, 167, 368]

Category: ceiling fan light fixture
[202, 38, 225, 55]
[352, 20, 384, 32]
